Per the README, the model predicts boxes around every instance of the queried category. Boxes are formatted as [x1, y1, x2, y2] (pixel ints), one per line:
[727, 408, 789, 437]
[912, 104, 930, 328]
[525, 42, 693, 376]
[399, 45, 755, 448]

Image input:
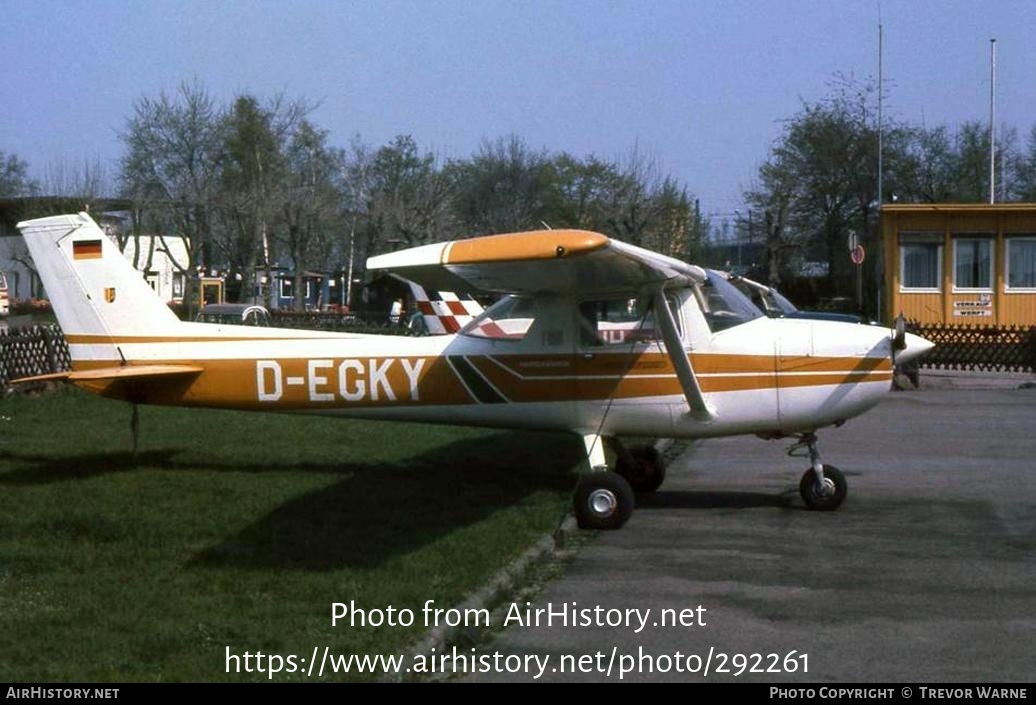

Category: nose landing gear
[789, 432, 847, 511]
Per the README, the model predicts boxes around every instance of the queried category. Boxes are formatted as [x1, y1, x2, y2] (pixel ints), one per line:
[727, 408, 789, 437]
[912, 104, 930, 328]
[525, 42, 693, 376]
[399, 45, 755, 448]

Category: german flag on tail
[73, 239, 103, 260]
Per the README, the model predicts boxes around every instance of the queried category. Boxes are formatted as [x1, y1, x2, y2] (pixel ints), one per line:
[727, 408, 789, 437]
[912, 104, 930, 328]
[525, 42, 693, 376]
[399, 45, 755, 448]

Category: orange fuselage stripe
[67, 352, 892, 409]
[65, 334, 351, 344]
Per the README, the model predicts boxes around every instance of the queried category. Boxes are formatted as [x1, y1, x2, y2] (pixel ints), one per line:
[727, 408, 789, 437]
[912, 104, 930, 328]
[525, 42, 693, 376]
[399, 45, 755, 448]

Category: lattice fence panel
[0, 325, 72, 387]
[909, 321, 1036, 373]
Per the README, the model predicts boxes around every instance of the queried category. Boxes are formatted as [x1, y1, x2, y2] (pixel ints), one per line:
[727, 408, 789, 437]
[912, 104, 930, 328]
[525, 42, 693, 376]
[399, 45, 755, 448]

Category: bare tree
[119, 79, 225, 314]
[448, 135, 549, 235]
[278, 121, 345, 310]
[600, 144, 665, 248]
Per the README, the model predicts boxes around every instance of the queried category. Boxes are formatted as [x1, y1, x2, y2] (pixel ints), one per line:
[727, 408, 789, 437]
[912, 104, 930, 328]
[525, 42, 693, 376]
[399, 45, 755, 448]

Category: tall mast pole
[989, 38, 996, 204]
[875, 22, 884, 322]
[877, 23, 883, 209]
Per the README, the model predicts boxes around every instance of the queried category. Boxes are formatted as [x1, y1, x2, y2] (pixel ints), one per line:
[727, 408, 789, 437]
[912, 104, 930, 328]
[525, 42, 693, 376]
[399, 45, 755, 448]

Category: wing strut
[653, 288, 714, 420]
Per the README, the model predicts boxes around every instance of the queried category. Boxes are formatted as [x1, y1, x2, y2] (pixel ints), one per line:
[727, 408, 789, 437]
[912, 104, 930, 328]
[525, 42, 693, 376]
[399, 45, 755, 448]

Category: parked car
[722, 272, 868, 324]
[195, 303, 271, 326]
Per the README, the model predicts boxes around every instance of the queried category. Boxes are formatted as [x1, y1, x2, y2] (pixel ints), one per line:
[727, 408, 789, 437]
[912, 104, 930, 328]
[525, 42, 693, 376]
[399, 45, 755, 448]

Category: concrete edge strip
[383, 514, 578, 682]
[383, 437, 676, 681]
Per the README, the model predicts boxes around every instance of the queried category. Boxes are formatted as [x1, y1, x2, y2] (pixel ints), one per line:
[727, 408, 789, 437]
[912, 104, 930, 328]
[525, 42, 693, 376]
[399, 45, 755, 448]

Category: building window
[1006, 237, 1036, 290]
[900, 232, 942, 291]
[953, 236, 993, 290]
[280, 278, 293, 299]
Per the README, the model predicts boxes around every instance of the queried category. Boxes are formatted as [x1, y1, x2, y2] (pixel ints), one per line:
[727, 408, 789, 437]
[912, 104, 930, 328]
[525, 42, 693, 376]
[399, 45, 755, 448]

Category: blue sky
[3, 0, 1034, 217]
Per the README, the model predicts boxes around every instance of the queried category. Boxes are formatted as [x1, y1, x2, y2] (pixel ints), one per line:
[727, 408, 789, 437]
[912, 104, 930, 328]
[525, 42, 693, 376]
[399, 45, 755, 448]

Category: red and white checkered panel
[407, 282, 484, 335]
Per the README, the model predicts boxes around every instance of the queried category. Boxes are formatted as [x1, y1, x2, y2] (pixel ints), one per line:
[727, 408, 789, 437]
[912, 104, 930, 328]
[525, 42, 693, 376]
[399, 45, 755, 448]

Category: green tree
[0, 150, 39, 197]
[745, 78, 890, 308]
[364, 135, 453, 251]
[546, 149, 704, 261]
[218, 93, 310, 303]
[544, 153, 618, 229]
[897, 121, 1017, 203]
[1010, 125, 1036, 201]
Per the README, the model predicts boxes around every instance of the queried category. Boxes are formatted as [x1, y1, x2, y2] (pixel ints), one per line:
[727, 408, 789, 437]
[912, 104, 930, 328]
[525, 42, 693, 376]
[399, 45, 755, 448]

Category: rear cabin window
[460, 296, 536, 340]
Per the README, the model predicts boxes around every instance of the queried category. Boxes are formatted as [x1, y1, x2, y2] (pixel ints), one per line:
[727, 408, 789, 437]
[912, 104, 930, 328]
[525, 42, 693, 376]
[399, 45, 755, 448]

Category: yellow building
[881, 203, 1036, 326]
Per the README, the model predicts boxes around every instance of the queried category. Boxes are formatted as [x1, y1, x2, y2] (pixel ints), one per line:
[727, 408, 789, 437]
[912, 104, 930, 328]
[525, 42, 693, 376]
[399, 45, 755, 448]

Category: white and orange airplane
[15, 212, 933, 529]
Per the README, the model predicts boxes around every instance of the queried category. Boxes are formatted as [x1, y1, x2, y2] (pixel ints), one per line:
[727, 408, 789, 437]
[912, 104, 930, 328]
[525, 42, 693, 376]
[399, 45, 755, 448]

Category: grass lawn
[0, 388, 581, 681]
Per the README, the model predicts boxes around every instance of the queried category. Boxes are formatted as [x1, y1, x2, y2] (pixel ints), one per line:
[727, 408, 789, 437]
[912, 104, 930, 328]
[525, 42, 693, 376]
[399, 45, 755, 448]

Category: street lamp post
[733, 209, 742, 271]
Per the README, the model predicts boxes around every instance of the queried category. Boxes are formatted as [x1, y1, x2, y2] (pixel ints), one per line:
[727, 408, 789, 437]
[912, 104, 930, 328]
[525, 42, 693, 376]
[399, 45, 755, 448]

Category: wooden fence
[908, 321, 1036, 373]
[268, 310, 415, 334]
[0, 325, 72, 387]
[0, 316, 413, 388]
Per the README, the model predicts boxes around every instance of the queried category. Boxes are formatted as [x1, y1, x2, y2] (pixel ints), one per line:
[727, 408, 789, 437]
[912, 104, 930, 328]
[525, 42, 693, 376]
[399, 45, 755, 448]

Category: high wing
[366, 229, 706, 296]
[368, 229, 713, 419]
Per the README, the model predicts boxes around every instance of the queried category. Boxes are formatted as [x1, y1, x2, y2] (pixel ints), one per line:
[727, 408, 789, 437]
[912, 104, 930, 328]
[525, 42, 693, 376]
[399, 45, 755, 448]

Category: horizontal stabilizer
[8, 371, 72, 384]
[11, 364, 203, 385]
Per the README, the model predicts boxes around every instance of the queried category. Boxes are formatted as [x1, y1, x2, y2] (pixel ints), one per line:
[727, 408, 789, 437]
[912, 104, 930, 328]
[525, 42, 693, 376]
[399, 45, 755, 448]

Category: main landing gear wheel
[574, 472, 635, 530]
[616, 444, 667, 493]
[799, 464, 847, 511]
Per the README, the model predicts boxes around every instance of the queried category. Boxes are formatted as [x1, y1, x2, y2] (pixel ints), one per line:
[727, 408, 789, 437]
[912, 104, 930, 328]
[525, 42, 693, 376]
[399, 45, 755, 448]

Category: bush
[10, 298, 53, 316]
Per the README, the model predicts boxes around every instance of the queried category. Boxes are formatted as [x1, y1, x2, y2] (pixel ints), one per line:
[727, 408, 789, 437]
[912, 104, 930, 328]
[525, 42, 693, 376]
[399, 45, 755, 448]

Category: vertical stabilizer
[16, 212, 181, 341]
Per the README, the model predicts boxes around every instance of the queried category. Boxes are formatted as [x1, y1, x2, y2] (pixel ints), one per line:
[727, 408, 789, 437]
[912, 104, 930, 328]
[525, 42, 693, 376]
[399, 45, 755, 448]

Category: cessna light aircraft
[16, 212, 933, 529]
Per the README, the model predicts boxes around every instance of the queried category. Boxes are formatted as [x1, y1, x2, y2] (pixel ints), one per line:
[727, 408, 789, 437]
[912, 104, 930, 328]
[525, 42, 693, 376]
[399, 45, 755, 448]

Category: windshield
[769, 289, 797, 315]
[698, 270, 764, 332]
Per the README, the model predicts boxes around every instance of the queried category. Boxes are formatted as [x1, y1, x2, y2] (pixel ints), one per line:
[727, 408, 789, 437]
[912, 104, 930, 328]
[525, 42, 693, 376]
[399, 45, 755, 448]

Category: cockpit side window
[577, 295, 683, 347]
[578, 297, 656, 347]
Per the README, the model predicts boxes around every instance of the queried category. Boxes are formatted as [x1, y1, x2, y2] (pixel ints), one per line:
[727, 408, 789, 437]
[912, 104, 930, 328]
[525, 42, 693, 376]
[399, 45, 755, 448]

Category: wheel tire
[799, 464, 847, 511]
[574, 473, 635, 530]
[616, 444, 667, 493]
